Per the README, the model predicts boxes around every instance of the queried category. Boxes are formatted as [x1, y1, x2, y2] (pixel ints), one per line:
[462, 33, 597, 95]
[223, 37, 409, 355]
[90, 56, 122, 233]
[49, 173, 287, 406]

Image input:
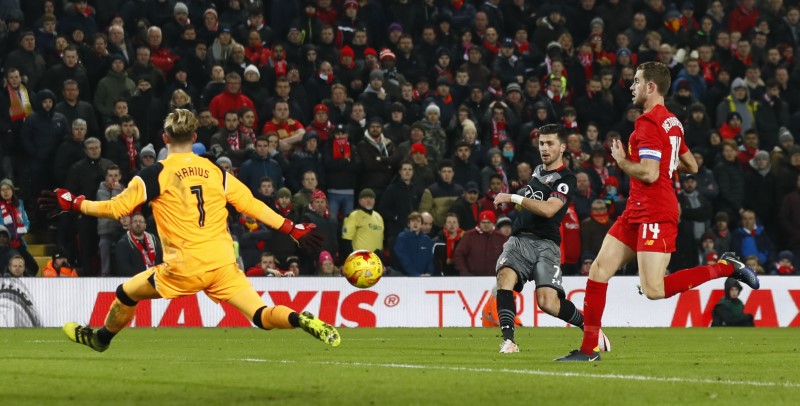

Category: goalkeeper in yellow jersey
[40, 109, 339, 351]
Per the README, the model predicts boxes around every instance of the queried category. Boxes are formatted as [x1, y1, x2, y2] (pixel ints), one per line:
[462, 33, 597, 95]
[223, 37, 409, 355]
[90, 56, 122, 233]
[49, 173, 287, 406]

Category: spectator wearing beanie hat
[299, 189, 338, 269]
[42, 248, 78, 277]
[306, 103, 333, 143]
[359, 68, 390, 122]
[453, 210, 508, 276]
[425, 77, 456, 127]
[356, 116, 402, 200]
[317, 250, 337, 276]
[139, 143, 157, 169]
[449, 181, 482, 230]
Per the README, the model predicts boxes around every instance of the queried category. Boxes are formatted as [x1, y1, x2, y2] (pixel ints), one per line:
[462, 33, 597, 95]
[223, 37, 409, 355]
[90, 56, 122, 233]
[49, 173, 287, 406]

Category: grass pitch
[1, 327, 798, 405]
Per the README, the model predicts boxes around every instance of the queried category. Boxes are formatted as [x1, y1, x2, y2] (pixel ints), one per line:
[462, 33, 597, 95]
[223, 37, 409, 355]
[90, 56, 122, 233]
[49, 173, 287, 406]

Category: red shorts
[608, 214, 677, 253]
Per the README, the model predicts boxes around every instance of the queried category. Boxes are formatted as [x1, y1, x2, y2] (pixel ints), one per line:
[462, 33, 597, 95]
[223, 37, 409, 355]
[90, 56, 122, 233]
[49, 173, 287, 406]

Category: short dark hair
[538, 124, 566, 143]
[637, 61, 671, 96]
[438, 159, 454, 171]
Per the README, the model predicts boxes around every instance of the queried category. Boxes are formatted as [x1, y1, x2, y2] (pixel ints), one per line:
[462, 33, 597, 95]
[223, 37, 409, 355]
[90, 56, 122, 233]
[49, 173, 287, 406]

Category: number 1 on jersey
[190, 185, 206, 227]
[668, 136, 681, 178]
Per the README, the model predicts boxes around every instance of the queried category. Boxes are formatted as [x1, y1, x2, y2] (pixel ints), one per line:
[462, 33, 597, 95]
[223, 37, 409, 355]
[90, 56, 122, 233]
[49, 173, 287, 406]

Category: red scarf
[515, 41, 529, 56]
[271, 55, 287, 77]
[228, 131, 241, 150]
[124, 134, 137, 172]
[276, 201, 292, 217]
[590, 212, 609, 225]
[238, 125, 256, 143]
[319, 72, 334, 85]
[0, 200, 26, 247]
[333, 137, 351, 159]
[734, 51, 752, 66]
[491, 119, 507, 147]
[438, 92, 453, 105]
[444, 228, 464, 262]
[128, 231, 156, 268]
[451, 0, 464, 9]
[483, 40, 500, 56]
[593, 165, 609, 184]
[496, 166, 509, 193]
[7, 83, 31, 121]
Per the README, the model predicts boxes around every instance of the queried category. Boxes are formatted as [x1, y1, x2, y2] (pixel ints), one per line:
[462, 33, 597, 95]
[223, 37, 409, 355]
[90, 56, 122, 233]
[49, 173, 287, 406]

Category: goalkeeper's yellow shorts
[136, 262, 252, 303]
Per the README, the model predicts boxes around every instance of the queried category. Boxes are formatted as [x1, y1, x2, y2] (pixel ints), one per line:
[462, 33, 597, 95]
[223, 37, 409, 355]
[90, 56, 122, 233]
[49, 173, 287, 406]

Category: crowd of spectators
[1, 0, 799, 278]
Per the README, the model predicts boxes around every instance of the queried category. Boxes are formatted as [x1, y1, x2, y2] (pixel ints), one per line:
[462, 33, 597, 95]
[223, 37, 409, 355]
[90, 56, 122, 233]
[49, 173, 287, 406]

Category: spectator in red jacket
[453, 210, 508, 276]
[147, 26, 179, 76]
[209, 72, 258, 129]
[728, 0, 759, 36]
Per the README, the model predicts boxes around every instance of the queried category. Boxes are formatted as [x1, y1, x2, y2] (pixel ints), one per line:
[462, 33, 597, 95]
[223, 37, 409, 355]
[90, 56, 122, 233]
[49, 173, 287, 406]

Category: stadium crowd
[0, 0, 799, 278]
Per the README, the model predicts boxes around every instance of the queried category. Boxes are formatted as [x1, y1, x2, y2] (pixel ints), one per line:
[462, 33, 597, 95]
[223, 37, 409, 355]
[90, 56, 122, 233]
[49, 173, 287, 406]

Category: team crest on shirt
[543, 174, 554, 184]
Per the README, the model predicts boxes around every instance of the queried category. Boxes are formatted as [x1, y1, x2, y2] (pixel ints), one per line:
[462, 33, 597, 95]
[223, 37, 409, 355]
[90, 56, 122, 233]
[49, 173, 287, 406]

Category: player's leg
[557, 227, 636, 361]
[64, 268, 162, 352]
[216, 264, 340, 346]
[637, 251, 672, 299]
[496, 266, 520, 353]
[535, 287, 583, 328]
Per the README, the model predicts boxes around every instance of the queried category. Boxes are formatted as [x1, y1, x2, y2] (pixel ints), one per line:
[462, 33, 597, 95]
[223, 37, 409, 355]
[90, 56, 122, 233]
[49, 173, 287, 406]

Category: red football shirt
[624, 104, 688, 223]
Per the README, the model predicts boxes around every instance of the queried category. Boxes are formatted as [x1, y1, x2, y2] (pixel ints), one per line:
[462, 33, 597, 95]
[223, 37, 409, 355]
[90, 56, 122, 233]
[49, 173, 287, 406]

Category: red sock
[580, 279, 608, 355]
[663, 262, 733, 298]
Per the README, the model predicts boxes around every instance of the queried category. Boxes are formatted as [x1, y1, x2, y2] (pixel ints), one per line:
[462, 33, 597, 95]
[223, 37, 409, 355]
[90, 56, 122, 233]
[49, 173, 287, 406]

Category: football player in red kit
[556, 62, 760, 362]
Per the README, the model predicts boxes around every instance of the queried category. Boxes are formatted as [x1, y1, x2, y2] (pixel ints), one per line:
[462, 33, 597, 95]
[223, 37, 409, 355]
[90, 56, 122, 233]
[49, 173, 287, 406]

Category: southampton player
[41, 109, 340, 351]
[556, 62, 759, 362]
[492, 124, 611, 354]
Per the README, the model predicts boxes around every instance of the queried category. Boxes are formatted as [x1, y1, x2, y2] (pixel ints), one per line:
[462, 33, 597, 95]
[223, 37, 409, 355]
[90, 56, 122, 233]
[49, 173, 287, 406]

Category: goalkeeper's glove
[38, 188, 85, 217]
[278, 219, 324, 251]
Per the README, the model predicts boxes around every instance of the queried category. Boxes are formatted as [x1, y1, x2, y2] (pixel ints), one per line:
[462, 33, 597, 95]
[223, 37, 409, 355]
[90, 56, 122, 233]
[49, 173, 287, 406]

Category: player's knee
[115, 284, 138, 307]
[536, 293, 558, 315]
[640, 284, 664, 300]
[496, 268, 516, 289]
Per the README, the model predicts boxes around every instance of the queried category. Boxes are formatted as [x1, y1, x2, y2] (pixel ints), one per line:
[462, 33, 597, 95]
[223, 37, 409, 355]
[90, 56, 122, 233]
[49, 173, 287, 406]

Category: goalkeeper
[41, 109, 339, 352]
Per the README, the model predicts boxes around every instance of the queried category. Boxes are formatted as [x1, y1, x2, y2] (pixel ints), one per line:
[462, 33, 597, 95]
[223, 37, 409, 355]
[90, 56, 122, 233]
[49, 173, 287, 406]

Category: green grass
[1, 327, 799, 405]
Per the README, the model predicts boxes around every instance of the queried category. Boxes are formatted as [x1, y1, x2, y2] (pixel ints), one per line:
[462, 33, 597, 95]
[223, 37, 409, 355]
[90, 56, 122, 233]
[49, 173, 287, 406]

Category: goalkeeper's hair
[164, 109, 199, 143]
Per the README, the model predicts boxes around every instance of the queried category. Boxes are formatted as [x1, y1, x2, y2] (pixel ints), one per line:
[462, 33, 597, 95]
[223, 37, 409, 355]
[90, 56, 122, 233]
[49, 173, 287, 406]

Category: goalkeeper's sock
[557, 298, 584, 329]
[496, 289, 516, 342]
[580, 279, 608, 356]
[258, 305, 295, 329]
[663, 262, 733, 298]
[96, 327, 116, 346]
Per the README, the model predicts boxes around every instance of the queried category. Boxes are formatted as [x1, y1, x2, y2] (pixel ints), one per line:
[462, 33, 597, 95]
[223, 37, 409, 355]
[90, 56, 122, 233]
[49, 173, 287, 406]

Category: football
[342, 250, 383, 289]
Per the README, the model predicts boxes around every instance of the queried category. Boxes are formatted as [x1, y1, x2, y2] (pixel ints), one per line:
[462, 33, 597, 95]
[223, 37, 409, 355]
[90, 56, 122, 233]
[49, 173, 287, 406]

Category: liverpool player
[556, 62, 759, 362]
[41, 109, 339, 352]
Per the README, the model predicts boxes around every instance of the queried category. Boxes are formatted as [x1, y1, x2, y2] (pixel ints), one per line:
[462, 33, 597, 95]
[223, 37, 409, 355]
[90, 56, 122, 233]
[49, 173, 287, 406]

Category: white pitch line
[237, 358, 800, 389]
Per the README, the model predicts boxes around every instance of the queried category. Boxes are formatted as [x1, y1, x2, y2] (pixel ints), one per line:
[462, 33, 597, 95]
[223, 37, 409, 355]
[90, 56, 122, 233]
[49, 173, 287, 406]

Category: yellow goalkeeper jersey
[80, 152, 286, 276]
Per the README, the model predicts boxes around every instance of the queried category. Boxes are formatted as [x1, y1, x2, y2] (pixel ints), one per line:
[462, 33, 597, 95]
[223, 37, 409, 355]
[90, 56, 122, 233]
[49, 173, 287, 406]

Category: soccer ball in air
[342, 250, 383, 289]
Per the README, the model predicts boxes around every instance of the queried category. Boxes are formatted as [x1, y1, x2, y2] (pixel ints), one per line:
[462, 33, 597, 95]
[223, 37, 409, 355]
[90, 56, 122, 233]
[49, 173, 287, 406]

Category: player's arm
[224, 173, 321, 247]
[610, 138, 660, 184]
[676, 150, 698, 174]
[494, 193, 564, 218]
[80, 177, 147, 219]
[225, 173, 292, 229]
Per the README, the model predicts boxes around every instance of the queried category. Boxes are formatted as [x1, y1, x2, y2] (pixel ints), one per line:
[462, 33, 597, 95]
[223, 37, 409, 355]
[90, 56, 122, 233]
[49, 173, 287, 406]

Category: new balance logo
[644, 240, 655, 246]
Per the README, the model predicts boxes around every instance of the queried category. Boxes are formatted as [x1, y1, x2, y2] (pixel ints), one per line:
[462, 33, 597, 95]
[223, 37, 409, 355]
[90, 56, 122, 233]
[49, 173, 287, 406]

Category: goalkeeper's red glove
[38, 188, 85, 217]
[278, 219, 324, 251]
